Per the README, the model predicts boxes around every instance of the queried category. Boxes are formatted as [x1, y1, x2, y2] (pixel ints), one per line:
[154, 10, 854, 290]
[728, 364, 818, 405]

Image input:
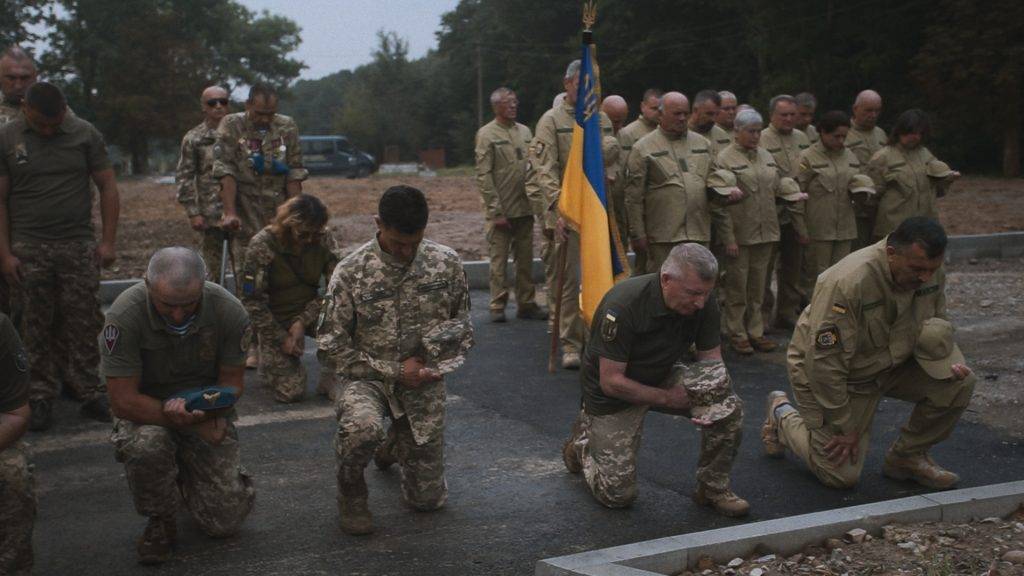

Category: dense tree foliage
[286, 0, 1021, 174]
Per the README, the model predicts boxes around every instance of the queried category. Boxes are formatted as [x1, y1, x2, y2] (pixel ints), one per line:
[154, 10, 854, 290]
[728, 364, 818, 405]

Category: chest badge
[600, 310, 619, 342]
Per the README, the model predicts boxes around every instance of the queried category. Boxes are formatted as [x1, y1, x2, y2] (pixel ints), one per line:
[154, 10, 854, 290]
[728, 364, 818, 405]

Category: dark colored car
[299, 135, 376, 178]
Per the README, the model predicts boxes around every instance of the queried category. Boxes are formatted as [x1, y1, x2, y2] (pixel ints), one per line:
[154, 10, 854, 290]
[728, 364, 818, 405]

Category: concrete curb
[97, 231, 1022, 304]
[535, 480, 1024, 576]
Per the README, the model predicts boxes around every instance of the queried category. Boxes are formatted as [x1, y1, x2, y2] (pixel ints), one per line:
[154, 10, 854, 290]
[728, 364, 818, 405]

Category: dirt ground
[677, 506, 1024, 575]
[104, 172, 1024, 438]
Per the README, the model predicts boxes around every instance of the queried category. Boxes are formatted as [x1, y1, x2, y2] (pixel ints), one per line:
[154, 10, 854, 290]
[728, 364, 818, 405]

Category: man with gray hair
[761, 94, 811, 329]
[526, 59, 619, 369]
[474, 86, 546, 323]
[794, 92, 819, 144]
[846, 90, 887, 249]
[561, 242, 748, 516]
[715, 90, 738, 132]
[101, 247, 254, 564]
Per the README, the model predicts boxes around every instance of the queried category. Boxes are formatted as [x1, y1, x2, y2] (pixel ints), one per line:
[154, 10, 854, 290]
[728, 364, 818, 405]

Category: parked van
[299, 135, 376, 178]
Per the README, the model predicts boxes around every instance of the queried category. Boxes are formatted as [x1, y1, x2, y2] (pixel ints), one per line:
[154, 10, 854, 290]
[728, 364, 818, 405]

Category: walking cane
[219, 232, 230, 286]
[547, 239, 568, 373]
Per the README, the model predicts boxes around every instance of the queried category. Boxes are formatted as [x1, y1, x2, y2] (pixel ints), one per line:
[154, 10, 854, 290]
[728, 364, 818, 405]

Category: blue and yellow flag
[557, 35, 630, 327]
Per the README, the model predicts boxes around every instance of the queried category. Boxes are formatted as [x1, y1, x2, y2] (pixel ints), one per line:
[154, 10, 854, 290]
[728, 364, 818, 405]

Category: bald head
[852, 89, 883, 130]
[0, 46, 38, 105]
[601, 95, 628, 134]
[200, 85, 229, 126]
[659, 92, 690, 136]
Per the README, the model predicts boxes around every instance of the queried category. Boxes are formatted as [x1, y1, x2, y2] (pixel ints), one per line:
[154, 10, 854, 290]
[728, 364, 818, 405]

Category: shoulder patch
[600, 310, 619, 342]
[915, 285, 940, 296]
[102, 324, 120, 354]
[241, 272, 256, 296]
[815, 325, 841, 350]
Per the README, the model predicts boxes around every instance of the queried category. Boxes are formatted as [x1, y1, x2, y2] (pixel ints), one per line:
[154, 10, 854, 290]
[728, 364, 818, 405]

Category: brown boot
[316, 369, 338, 400]
[561, 416, 584, 474]
[750, 336, 777, 352]
[137, 516, 176, 565]
[882, 450, 960, 490]
[338, 476, 375, 535]
[693, 485, 750, 518]
[730, 338, 754, 355]
[761, 391, 791, 458]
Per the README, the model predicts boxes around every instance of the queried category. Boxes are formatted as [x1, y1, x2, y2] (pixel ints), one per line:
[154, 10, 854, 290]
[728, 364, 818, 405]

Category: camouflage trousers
[0, 442, 35, 575]
[111, 417, 255, 536]
[10, 240, 104, 402]
[568, 402, 743, 508]
[236, 189, 286, 251]
[257, 326, 336, 403]
[195, 227, 236, 286]
[486, 216, 538, 312]
[334, 380, 447, 511]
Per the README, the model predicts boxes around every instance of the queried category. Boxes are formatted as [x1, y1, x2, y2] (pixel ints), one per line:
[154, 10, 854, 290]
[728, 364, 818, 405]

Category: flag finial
[582, 1, 597, 32]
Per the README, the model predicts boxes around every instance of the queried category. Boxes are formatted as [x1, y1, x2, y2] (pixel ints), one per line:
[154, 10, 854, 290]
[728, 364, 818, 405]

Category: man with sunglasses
[176, 86, 231, 283]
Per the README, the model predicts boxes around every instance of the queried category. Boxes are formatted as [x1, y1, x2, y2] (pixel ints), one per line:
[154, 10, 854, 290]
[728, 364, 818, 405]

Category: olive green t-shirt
[99, 281, 249, 400]
[581, 273, 721, 415]
[0, 114, 110, 243]
[0, 313, 30, 413]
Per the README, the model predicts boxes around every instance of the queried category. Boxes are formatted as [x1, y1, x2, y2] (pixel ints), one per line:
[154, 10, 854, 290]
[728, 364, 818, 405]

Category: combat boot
[692, 485, 750, 518]
[338, 477, 374, 535]
[761, 391, 791, 458]
[137, 516, 176, 565]
[80, 395, 112, 423]
[750, 336, 777, 353]
[882, 450, 960, 490]
[516, 304, 549, 321]
[489, 310, 507, 323]
[730, 338, 754, 355]
[316, 369, 338, 401]
[561, 417, 584, 474]
[561, 351, 581, 370]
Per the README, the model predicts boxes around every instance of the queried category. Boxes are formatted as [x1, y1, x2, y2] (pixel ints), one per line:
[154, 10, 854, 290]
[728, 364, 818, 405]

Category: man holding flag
[526, 57, 619, 370]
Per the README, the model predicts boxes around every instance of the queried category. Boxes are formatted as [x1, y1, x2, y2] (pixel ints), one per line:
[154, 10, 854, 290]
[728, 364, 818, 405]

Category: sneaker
[516, 305, 549, 321]
[762, 391, 791, 458]
[730, 338, 754, 355]
[137, 516, 175, 565]
[750, 336, 777, 353]
[693, 485, 750, 517]
[338, 478, 374, 535]
[28, 399, 53, 432]
[561, 351, 581, 370]
[489, 310, 507, 323]
[80, 395, 113, 423]
[882, 450, 960, 490]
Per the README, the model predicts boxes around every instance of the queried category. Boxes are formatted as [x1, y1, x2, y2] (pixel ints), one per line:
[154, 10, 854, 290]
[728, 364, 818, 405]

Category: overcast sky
[241, 0, 460, 80]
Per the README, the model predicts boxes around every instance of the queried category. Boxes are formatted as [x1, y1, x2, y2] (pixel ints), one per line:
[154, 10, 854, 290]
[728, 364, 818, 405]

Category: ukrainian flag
[557, 35, 630, 327]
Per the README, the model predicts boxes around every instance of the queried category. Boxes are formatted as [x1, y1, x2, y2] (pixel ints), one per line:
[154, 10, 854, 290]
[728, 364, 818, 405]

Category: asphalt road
[27, 290, 1024, 575]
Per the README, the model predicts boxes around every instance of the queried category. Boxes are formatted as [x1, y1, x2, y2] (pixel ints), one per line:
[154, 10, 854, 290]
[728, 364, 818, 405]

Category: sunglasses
[205, 98, 229, 107]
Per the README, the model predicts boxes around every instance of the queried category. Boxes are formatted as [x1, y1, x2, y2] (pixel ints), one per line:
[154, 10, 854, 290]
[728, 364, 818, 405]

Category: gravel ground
[677, 506, 1024, 575]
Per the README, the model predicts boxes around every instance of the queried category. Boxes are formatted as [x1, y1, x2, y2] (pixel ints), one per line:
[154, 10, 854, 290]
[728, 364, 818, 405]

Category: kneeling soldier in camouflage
[241, 194, 341, 403]
[562, 243, 749, 517]
[763, 217, 975, 490]
[318, 185, 473, 535]
[101, 248, 255, 564]
[0, 311, 34, 575]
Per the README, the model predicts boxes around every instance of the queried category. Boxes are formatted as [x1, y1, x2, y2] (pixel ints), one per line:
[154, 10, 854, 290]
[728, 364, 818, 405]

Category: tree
[0, 0, 52, 47]
[41, 0, 304, 172]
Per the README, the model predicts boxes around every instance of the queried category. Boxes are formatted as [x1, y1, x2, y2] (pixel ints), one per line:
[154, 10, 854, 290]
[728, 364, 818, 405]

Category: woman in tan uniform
[797, 111, 876, 299]
[869, 109, 960, 239]
[716, 109, 804, 355]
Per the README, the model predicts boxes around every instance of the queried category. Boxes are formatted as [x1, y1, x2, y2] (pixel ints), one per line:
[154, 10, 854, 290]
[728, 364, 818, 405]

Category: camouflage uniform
[474, 118, 539, 313]
[565, 274, 741, 507]
[0, 114, 110, 403]
[176, 121, 228, 281]
[241, 227, 341, 403]
[210, 112, 307, 255]
[0, 101, 18, 317]
[318, 238, 473, 511]
[0, 312, 34, 575]
[101, 282, 255, 534]
[526, 101, 618, 353]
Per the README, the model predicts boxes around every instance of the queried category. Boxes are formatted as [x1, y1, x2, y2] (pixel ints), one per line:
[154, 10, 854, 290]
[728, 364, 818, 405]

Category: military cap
[706, 169, 738, 197]
[926, 160, 954, 179]
[170, 386, 239, 412]
[664, 360, 741, 423]
[777, 177, 807, 202]
[422, 319, 472, 374]
[913, 317, 965, 380]
[849, 173, 876, 195]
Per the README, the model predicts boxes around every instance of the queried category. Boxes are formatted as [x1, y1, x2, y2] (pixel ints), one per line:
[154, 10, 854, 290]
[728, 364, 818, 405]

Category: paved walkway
[28, 291, 1024, 575]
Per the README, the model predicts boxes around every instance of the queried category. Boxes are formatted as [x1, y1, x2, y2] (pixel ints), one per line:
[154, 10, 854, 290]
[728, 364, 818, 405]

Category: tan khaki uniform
[474, 119, 539, 313]
[211, 112, 308, 254]
[693, 123, 734, 160]
[716, 144, 783, 342]
[176, 121, 228, 281]
[761, 125, 810, 324]
[845, 123, 888, 247]
[780, 240, 975, 488]
[802, 124, 820, 145]
[616, 116, 657, 274]
[624, 128, 721, 273]
[0, 101, 19, 125]
[797, 142, 869, 298]
[868, 145, 953, 239]
[525, 102, 618, 354]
